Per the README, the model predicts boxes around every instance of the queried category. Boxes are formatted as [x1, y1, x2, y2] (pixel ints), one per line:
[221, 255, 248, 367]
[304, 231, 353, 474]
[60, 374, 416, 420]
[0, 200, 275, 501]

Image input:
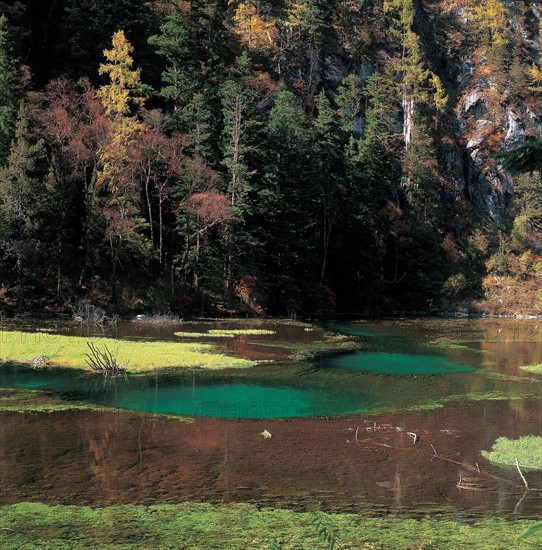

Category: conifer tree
[97, 31, 151, 302]
[0, 102, 68, 295]
[384, 0, 447, 148]
[0, 15, 20, 164]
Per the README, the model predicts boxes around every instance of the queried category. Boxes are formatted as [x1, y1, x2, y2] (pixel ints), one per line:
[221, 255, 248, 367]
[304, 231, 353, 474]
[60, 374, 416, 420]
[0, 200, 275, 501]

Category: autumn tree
[97, 30, 151, 303]
[229, 0, 278, 53]
[30, 77, 110, 289]
[384, 0, 447, 149]
[467, 0, 508, 48]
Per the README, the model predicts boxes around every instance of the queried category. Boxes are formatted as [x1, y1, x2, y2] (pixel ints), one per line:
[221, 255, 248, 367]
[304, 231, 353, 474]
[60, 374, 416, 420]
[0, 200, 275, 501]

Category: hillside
[0, 0, 541, 316]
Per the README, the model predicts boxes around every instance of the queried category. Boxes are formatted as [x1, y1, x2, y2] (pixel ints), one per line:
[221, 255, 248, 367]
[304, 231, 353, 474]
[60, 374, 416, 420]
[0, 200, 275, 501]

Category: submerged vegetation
[0, 330, 255, 371]
[0, 388, 114, 413]
[482, 436, 542, 470]
[0, 502, 541, 549]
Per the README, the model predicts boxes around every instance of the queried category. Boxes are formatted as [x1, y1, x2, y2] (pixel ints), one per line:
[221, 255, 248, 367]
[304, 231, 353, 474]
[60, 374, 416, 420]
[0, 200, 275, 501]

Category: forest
[0, 0, 541, 317]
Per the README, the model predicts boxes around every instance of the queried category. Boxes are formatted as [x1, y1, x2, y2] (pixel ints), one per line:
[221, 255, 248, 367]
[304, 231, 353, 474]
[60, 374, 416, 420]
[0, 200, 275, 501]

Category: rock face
[326, 0, 542, 227]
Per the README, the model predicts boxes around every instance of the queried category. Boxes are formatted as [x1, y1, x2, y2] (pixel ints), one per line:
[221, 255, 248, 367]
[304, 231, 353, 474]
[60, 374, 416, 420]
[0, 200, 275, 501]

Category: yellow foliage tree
[230, 1, 278, 52]
[384, 0, 447, 148]
[529, 20, 542, 94]
[468, 0, 508, 47]
[97, 30, 145, 193]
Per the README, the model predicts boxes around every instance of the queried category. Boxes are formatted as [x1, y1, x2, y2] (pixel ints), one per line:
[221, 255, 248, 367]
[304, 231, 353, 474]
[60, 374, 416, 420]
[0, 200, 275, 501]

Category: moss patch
[0, 331, 254, 372]
[0, 502, 540, 549]
[482, 435, 542, 470]
[520, 363, 542, 374]
[175, 329, 277, 338]
[0, 388, 112, 413]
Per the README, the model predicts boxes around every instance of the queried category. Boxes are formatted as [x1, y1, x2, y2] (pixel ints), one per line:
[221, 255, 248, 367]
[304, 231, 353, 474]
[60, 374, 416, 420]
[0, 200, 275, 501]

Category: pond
[1, 317, 541, 518]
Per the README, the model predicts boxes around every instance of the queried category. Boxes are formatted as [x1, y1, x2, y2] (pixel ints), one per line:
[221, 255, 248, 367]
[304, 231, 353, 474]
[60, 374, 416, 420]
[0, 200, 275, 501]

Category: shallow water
[323, 351, 473, 374]
[1, 318, 541, 517]
[0, 318, 540, 418]
[0, 363, 383, 418]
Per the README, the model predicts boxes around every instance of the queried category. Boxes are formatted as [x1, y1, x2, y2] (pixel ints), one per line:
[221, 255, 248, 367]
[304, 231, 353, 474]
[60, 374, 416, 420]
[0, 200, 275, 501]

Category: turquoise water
[0, 321, 480, 418]
[0, 363, 382, 419]
[324, 351, 474, 375]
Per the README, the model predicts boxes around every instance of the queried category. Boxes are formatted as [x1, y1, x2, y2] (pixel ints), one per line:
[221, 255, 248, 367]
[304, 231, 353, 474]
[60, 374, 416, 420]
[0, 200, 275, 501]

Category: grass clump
[175, 329, 276, 338]
[0, 502, 541, 549]
[482, 435, 542, 470]
[0, 330, 254, 372]
[520, 363, 542, 374]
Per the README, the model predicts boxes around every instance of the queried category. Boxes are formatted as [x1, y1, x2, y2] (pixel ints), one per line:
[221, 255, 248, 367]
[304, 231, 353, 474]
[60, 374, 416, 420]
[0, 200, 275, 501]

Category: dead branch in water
[85, 342, 128, 377]
[516, 458, 529, 489]
[432, 453, 542, 493]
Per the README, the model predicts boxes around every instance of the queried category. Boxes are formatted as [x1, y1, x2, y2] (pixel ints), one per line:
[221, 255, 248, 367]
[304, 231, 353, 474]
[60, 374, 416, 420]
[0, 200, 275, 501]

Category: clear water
[0, 363, 383, 419]
[324, 351, 473, 374]
[2, 318, 542, 516]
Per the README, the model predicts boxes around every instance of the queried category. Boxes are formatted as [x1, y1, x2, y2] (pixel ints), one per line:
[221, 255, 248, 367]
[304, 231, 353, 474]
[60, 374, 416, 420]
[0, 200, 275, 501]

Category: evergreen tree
[0, 15, 21, 164]
[255, 87, 316, 313]
[0, 102, 74, 300]
[219, 53, 259, 294]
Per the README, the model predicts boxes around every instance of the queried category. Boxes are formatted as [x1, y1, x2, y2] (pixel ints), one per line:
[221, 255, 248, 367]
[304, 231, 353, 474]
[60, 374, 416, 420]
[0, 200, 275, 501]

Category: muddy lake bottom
[1, 401, 541, 518]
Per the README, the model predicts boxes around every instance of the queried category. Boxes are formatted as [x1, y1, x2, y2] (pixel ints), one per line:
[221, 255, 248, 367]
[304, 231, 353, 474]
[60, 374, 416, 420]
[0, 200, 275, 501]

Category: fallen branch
[432, 453, 542, 493]
[516, 458, 529, 489]
[85, 342, 128, 377]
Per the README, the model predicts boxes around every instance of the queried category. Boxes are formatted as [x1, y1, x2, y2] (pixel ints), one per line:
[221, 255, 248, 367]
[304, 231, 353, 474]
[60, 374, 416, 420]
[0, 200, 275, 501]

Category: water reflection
[1, 401, 541, 516]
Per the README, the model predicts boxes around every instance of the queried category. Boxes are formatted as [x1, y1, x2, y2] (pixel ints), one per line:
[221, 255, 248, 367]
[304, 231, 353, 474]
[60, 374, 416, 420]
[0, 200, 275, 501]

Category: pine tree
[384, 0, 447, 148]
[0, 102, 51, 290]
[0, 15, 20, 164]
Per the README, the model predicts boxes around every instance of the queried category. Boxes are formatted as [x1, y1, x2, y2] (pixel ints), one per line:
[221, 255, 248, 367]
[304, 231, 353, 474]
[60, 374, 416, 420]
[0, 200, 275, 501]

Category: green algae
[0, 502, 540, 550]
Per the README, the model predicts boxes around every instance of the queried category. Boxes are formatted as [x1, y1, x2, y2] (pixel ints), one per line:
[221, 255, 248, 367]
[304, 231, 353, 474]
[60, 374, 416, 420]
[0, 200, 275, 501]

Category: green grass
[482, 435, 542, 470]
[0, 502, 540, 549]
[520, 363, 542, 374]
[0, 330, 255, 372]
[175, 329, 277, 338]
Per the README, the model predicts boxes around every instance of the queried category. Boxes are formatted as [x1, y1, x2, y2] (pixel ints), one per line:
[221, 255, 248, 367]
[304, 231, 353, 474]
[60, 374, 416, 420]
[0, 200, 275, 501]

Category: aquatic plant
[520, 363, 542, 374]
[0, 502, 540, 549]
[482, 436, 542, 470]
[85, 342, 127, 377]
[72, 302, 119, 328]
